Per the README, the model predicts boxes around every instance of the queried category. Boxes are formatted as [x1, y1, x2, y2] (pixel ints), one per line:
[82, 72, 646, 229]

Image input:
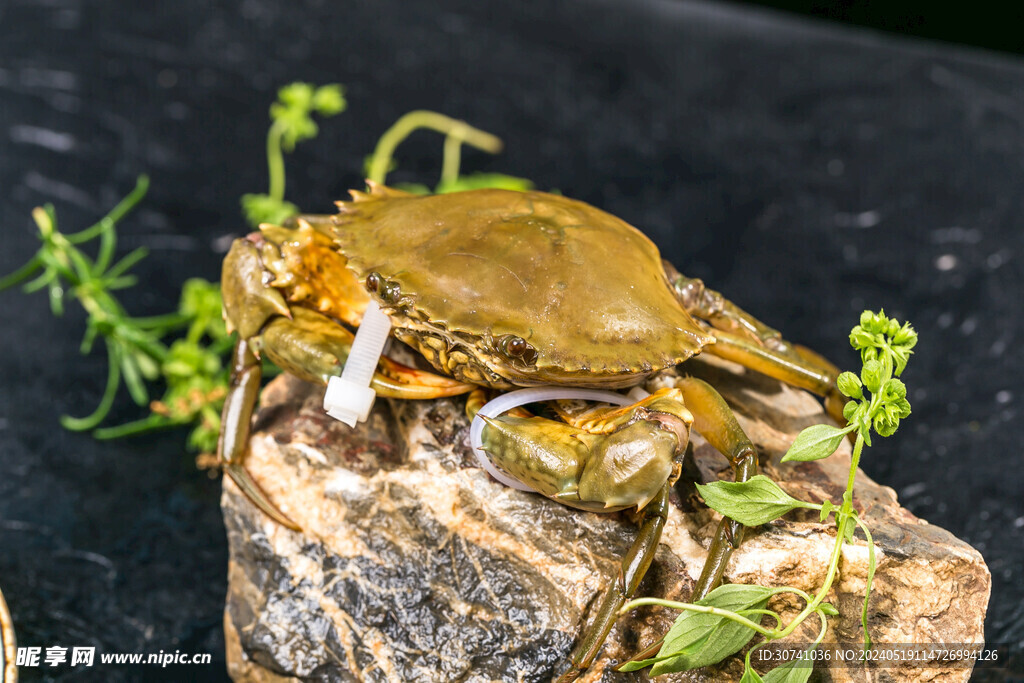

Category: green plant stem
[366, 110, 503, 185]
[815, 608, 829, 643]
[739, 609, 783, 629]
[67, 176, 150, 244]
[618, 598, 777, 637]
[441, 132, 463, 186]
[267, 119, 287, 202]
[131, 312, 190, 331]
[60, 343, 121, 431]
[0, 255, 43, 291]
[773, 432, 865, 640]
[93, 414, 178, 439]
[854, 515, 876, 647]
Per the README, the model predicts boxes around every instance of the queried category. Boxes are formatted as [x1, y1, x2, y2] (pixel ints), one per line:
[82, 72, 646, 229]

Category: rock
[222, 356, 990, 682]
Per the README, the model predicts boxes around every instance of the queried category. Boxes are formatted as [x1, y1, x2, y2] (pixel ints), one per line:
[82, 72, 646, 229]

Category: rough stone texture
[222, 357, 990, 682]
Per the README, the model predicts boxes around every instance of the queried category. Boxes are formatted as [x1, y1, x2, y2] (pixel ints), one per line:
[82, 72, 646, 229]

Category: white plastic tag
[323, 300, 392, 426]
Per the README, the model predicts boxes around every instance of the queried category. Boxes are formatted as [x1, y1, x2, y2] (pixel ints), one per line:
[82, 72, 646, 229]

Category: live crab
[218, 182, 844, 680]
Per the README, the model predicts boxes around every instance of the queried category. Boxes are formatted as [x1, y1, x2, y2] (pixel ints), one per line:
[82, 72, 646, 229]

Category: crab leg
[474, 388, 690, 512]
[664, 265, 845, 423]
[471, 387, 753, 679]
[560, 378, 755, 680]
[256, 307, 473, 399]
[674, 377, 757, 598]
[665, 264, 786, 348]
[219, 233, 474, 529]
[614, 377, 760, 671]
[556, 483, 672, 683]
[217, 337, 302, 530]
[550, 379, 756, 680]
[219, 316, 473, 530]
[703, 329, 846, 424]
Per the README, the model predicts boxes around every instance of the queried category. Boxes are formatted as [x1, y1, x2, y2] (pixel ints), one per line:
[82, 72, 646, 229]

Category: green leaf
[856, 516, 877, 648]
[741, 659, 766, 683]
[818, 499, 835, 523]
[617, 658, 656, 672]
[762, 652, 814, 683]
[649, 584, 776, 674]
[240, 193, 299, 227]
[435, 172, 534, 194]
[269, 82, 346, 151]
[781, 424, 853, 463]
[697, 475, 814, 526]
[859, 419, 873, 447]
[818, 602, 839, 617]
[311, 84, 346, 116]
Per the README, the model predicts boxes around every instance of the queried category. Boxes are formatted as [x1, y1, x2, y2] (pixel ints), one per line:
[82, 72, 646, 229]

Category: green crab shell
[333, 184, 714, 388]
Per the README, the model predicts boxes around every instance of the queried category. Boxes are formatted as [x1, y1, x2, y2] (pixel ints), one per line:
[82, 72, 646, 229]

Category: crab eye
[367, 273, 401, 304]
[507, 337, 527, 355]
[500, 335, 537, 364]
[365, 272, 381, 292]
[380, 280, 401, 304]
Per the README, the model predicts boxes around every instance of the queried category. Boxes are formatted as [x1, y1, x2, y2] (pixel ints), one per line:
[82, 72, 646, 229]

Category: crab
[218, 182, 844, 680]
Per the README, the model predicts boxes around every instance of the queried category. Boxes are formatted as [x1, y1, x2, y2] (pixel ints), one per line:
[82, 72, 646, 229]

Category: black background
[2, 1, 1022, 680]
[741, 1, 1024, 57]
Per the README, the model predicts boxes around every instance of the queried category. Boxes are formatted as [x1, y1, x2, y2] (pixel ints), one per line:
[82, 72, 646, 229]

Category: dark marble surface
[1, 1, 1021, 680]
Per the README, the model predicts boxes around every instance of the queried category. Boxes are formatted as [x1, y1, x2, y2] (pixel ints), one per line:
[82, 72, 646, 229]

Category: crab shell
[333, 183, 715, 389]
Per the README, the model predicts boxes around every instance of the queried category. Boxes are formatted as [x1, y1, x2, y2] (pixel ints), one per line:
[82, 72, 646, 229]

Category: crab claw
[477, 389, 692, 512]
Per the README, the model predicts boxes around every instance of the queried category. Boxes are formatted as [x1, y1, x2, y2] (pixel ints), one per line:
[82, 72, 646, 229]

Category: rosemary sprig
[1, 177, 229, 451]
[2, 177, 160, 429]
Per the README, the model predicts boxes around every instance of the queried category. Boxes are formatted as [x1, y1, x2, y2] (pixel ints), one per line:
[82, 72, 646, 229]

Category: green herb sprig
[241, 82, 347, 227]
[0, 180, 231, 451]
[619, 311, 917, 681]
[1, 177, 161, 431]
[365, 109, 533, 194]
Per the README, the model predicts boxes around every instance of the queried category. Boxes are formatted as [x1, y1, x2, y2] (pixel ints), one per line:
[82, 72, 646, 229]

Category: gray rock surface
[222, 357, 990, 682]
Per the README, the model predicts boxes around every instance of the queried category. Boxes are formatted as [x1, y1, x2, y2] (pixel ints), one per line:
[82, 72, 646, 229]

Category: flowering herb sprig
[619, 311, 917, 681]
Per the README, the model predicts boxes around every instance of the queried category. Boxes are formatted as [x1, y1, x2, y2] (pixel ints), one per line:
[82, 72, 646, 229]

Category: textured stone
[223, 357, 990, 682]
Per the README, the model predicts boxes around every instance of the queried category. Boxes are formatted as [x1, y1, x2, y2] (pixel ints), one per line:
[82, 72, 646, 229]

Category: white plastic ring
[469, 386, 650, 490]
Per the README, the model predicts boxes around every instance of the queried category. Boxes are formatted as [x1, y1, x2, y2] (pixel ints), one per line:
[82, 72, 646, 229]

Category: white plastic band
[323, 300, 392, 427]
[469, 386, 650, 491]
